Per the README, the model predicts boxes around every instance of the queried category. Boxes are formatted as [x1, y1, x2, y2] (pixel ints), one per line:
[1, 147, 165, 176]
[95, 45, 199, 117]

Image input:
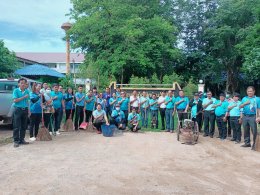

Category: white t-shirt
[130, 95, 139, 107]
[158, 96, 166, 108]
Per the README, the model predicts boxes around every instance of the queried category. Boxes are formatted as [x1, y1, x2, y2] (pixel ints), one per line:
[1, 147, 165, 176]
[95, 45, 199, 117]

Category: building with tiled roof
[16, 52, 85, 74]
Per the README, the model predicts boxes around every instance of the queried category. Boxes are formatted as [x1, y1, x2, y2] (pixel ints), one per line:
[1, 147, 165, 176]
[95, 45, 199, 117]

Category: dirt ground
[0, 131, 260, 195]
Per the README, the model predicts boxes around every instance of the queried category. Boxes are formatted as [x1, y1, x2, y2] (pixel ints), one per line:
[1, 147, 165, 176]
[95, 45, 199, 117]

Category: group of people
[12, 78, 260, 151]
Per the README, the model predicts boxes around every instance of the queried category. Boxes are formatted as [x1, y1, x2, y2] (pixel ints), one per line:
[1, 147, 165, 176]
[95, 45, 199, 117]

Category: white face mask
[116, 107, 120, 111]
[46, 89, 51, 94]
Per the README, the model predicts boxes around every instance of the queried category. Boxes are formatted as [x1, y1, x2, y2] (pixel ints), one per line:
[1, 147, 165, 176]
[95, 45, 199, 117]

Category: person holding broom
[64, 87, 75, 121]
[85, 90, 96, 123]
[93, 103, 109, 134]
[29, 83, 42, 142]
[43, 86, 54, 134]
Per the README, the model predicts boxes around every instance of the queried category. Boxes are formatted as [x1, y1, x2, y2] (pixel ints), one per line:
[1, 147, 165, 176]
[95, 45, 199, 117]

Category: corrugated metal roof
[16, 52, 85, 63]
[15, 64, 65, 78]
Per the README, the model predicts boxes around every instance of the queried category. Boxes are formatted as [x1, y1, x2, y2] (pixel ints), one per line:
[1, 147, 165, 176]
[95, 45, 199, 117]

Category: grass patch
[0, 137, 13, 146]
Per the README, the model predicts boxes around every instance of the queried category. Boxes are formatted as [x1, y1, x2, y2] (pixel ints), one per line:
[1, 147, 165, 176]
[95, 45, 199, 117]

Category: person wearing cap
[128, 107, 141, 132]
[239, 86, 260, 150]
[212, 93, 229, 140]
[111, 104, 126, 130]
[189, 92, 203, 132]
[227, 93, 243, 143]
[165, 90, 175, 133]
[202, 91, 217, 137]
[139, 91, 150, 128]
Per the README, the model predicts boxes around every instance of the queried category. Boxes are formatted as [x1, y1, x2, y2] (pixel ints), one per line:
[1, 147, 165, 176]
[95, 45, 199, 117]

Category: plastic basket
[101, 124, 115, 137]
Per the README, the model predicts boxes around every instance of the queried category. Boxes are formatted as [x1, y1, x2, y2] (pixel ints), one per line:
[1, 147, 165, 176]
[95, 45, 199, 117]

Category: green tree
[0, 40, 19, 78]
[69, 0, 181, 84]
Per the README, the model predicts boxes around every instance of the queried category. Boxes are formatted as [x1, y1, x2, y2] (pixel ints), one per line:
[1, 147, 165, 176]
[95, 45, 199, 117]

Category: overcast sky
[0, 0, 72, 52]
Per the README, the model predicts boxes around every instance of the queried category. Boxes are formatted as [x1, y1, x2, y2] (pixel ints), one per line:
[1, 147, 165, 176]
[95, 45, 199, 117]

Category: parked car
[0, 78, 38, 125]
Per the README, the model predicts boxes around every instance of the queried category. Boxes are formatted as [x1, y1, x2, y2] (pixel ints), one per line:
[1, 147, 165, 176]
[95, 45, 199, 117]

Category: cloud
[0, 0, 72, 52]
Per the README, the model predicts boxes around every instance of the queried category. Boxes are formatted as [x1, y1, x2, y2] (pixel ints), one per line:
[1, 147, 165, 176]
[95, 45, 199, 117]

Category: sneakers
[29, 137, 36, 142]
[203, 134, 208, 137]
[230, 138, 236, 141]
[241, 143, 251, 147]
[56, 131, 61, 135]
[49, 132, 53, 135]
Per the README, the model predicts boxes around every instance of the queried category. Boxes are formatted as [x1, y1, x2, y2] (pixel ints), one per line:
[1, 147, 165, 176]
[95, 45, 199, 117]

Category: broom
[63, 96, 74, 131]
[36, 94, 52, 141]
[87, 103, 96, 132]
[80, 108, 88, 130]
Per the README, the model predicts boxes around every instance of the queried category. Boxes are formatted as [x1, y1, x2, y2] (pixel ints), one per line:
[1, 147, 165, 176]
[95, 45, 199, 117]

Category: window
[0, 81, 18, 93]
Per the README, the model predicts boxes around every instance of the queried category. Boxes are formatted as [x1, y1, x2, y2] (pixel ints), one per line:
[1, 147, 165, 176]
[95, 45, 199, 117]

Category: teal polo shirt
[214, 100, 228, 116]
[241, 96, 260, 115]
[191, 99, 198, 118]
[30, 92, 42, 113]
[165, 96, 175, 109]
[75, 92, 85, 106]
[85, 95, 96, 111]
[128, 113, 141, 122]
[139, 96, 150, 108]
[118, 97, 129, 111]
[149, 99, 158, 111]
[175, 96, 189, 110]
[109, 97, 118, 109]
[50, 91, 63, 109]
[229, 101, 242, 117]
[12, 88, 30, 108]
[202, 97, 217, 111]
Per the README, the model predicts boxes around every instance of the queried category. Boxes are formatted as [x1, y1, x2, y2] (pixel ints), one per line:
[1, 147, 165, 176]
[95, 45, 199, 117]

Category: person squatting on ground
[110, 104, 126, 130]
[240, 86, 260, 151]
[189, 92, 203, 132]
[202, 91, 217, 138]
[12, 78, 30, 147]
[29, 83, 42, 141]
[93, 103, 109, 134]
[175, 90, 189, 128]
[227, 93, 243, 144]
[128, 107, 141, 132]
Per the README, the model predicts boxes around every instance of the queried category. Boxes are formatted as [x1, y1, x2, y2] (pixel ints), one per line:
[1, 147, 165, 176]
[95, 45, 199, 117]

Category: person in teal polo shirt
[64, 87, 75, 121]
[109, 92, 118, 111]
[50, 83, 64, 135]
[85, 90, 96, 122]
[111, 104, 126, 130]
[202, 91, 217, 137]
[175, 90, 189, 128]
[239, 86, 260, 150]
[128, 107, 141, 132]
[227, 93, 243, 143]
[12, 78, 30, 147]
[74, 85, 85, 130]
[165, 90, 175, 132]
[149, 93, 159, 129]
[139, 91, 150, 128]
[118, 91, 130, 125]
[212, 93, 228, 140]
[29, 83, 42, 141]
